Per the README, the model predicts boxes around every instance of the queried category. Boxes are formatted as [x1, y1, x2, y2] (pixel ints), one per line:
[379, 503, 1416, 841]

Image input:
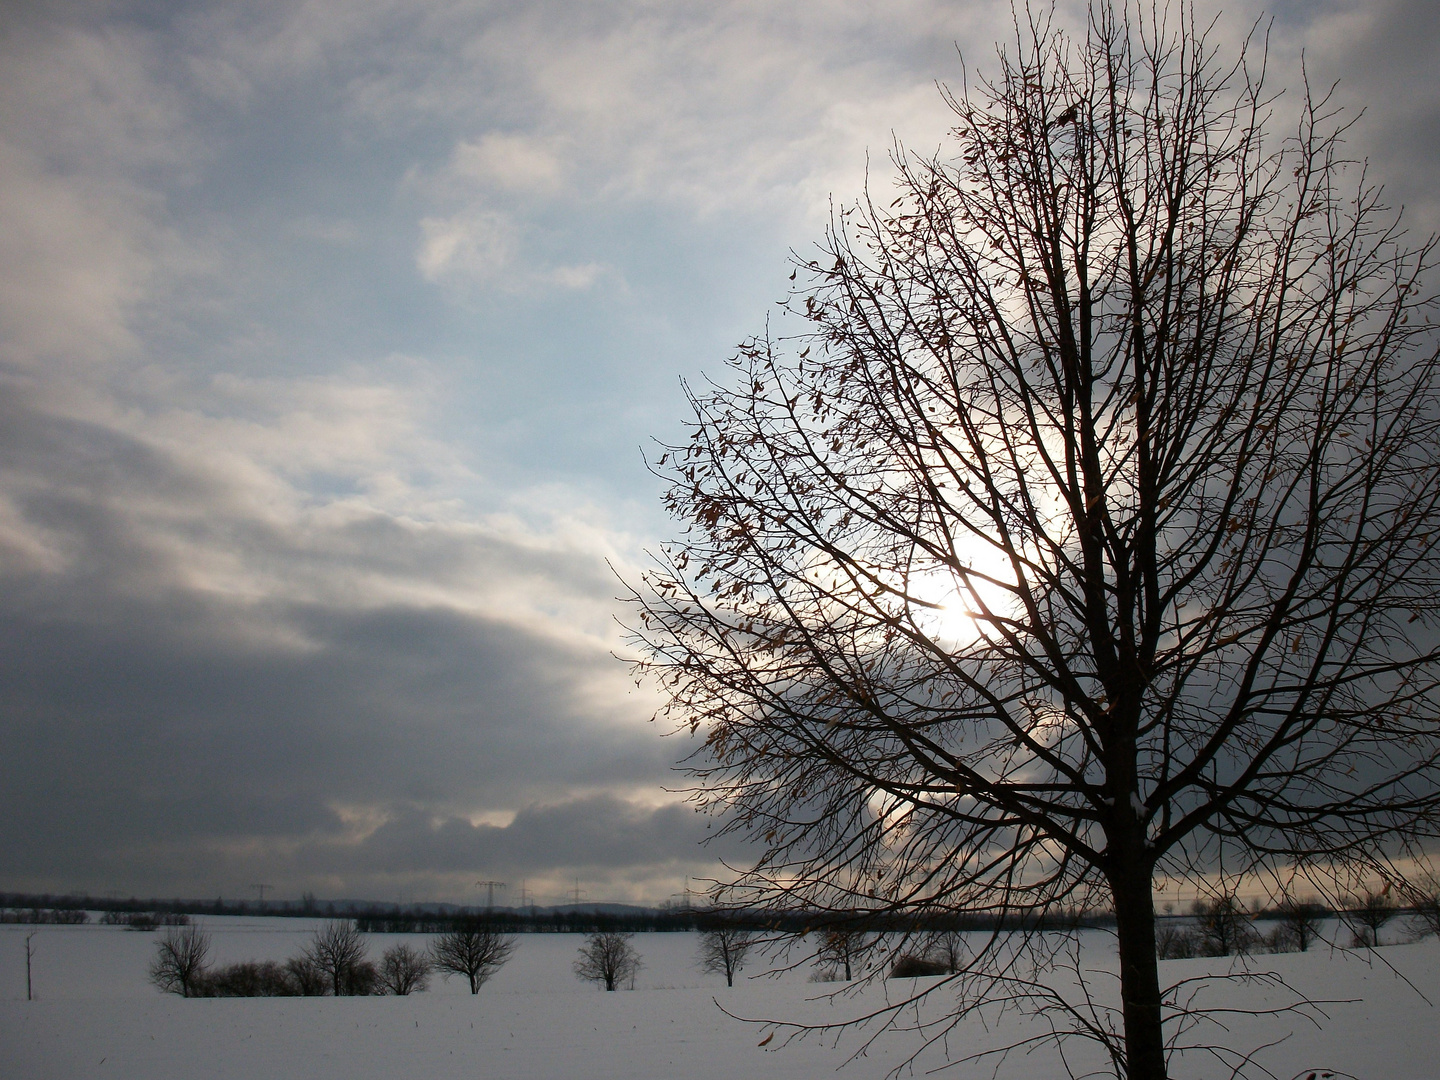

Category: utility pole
[475, 880, 507, 909]
[669, 876, 694, 911]
[25, 932, 36, 1001]
[251, 884, 274, 906]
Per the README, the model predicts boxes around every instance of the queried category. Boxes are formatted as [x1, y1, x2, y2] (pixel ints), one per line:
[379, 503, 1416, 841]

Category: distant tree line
[316, 904, 1105, 936]
[19, 888, 1440, 941]
[100, 911, 191, 930]
[0, 907, 91, 924]
[1153, 888, 1440, 958]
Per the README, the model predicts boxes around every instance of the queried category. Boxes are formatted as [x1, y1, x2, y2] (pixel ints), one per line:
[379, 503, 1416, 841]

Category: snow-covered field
[2, 918, 1435, 1080]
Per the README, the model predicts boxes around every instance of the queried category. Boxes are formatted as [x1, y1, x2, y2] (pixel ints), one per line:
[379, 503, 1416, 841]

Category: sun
[907, 544, 1016, 648]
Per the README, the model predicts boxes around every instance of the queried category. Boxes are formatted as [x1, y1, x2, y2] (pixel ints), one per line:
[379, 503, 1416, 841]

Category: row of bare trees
[149, 921, 516, 997]
[1156, 887, 1436, 957]
[148, 922, 765, 996]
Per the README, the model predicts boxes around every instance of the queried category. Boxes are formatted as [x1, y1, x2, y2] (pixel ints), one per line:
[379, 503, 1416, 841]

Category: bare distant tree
[1192, 895, 1258, 957]
[1409, 891, 1440, 939]
[924, 930, 966, 975]
[815, 930, 869, 982]
[627, 1, 1440, 1076]
[304, 921, 369, 996]
[1346, 887, 1397, 948]
[430, 923, 516, 994]
[697, 926, 755, 987]
[1154, 921, 1198, 960]
[148, 924, 211, 997]
[1275, 897, 1329, 953]
[378, 943, 432, 995]
[573, 932, 643, 991]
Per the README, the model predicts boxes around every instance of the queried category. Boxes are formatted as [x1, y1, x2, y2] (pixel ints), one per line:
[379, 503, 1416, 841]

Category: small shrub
[113, 911, 189, 930]
[889, 954, 949, 978]
[378, 943, 431, 995]
[342, 960, 379, 996]
[285, 955, 329, 996]
[1264, 923, 1299, 953]
[198, 961, 300, 997]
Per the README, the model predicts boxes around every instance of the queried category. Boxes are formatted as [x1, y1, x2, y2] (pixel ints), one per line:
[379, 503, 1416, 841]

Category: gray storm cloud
[0, 382, 692, 899]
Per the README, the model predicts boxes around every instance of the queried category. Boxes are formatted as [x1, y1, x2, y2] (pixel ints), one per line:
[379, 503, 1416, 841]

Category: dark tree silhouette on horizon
[573, 931, 643, 991]
[430, 923, 515, 994]
[148, 924, 210, 997]
[696, 925, 755, 986]
[628, 3, 1440, 1077]
[303, 921, 368, 997]
[378, 942, 432, 995]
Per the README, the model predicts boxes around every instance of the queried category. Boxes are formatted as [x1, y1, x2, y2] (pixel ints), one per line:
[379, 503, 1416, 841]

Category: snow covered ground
[1, 918, 1435, 1079]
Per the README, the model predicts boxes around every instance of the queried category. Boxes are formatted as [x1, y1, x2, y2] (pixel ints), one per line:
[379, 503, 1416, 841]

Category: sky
[1, 0, 1437, 908]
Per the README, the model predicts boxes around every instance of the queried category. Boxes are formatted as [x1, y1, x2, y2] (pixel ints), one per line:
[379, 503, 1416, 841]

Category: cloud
[450, 133, 565, 194]
[349, 794, 748, 879]
[1285, 0, 1440, 230]
[0, 369, 684, 900]
[417, 209, 518, 283]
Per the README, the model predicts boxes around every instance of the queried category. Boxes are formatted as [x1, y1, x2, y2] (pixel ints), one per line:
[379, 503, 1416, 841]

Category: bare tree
[1345, 887, 1397, 947]
[1274, 896, 1329, 952]
[628, 2, 1440, 1077]
[430, 923, 515, 994]
[915, 929, 967, 974]
[815, 929, 869, 982]
[304, 921, 369, 997]
[697, 925, 755, 986]
[378, 942, 432, 995]
[148, 924, 211, 997]
[1154, 920, 1198, 960]
[1192, 894, 1258, 957]
[573, 932, 643, 991]
[1408, 888, 1440, 939]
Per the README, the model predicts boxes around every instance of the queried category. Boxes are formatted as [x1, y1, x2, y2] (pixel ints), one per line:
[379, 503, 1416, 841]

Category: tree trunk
[1111, 862, 1166, 1080]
